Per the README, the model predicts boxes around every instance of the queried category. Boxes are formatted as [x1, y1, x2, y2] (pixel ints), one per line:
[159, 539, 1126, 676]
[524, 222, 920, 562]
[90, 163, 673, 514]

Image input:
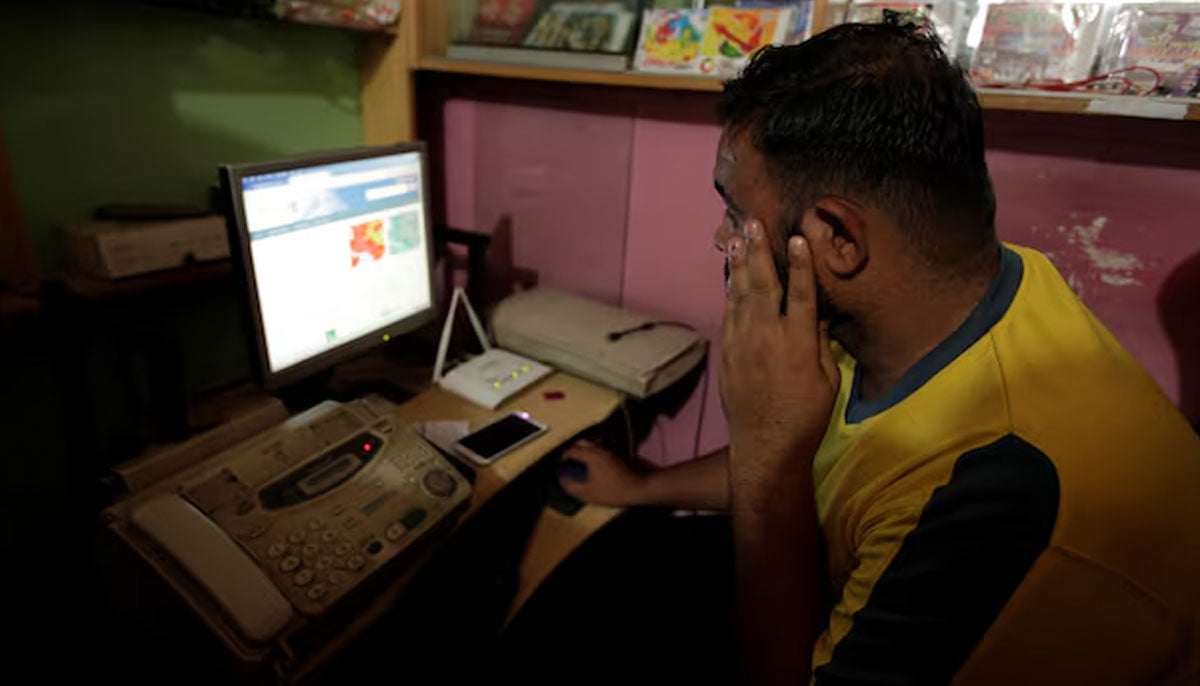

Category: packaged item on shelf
[634, 8, 711, 72]
[1100, 3, 1200, 96]
[522, 1, 638, 53]
[699, 7, 795, 75]
[735, 1, 817, 42]
[827, 0, 850, 26]
[463, 0, 540, 46]
[634, 6, 794, 76]
[276, 0, 400, 30]
[842, 0, 965, 57]
[968, 1, 1106, 86]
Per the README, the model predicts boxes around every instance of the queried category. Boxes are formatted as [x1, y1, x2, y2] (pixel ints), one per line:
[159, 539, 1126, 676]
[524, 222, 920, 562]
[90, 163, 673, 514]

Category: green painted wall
[0, 2, 365, 269]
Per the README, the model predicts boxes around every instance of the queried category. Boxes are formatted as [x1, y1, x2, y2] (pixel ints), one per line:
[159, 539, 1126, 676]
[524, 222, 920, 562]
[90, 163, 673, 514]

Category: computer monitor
[221, 143, 436, 389]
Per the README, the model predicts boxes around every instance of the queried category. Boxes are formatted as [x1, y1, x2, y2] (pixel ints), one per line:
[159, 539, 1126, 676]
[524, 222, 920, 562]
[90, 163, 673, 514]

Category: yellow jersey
[811, 244, 1200, 685]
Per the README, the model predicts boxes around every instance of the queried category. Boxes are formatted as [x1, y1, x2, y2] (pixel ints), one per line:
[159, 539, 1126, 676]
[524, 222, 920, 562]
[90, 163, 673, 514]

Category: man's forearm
[731, 450, 826, 686]
[634, 447, 730, 511]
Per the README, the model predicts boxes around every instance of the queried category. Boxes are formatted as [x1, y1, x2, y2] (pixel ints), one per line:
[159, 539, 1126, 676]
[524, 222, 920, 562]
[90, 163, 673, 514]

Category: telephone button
[307, 517, 325, 531]
[305, 583, 327, 601]
[321, 530, 338, 543]
[423, 469, 457, 497]
[316, 556, 335, 571]
[346, 555, 366, 571]
[385, 522, 406, 542]
[267, 542, 287, 559]
[334, 543, 352, 556]
[326, 570, 347, 586]
[401, 508, 428, 530]
[302, 543, 320, 558]
[293, 569, 314, 586]
[287, 529, 306, 544]
[365, 541, 383, 555]
[280, 555, 301, 573]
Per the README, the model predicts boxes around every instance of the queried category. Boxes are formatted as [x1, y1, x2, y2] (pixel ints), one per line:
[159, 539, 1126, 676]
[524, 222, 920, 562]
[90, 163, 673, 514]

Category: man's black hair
[718, 19, 996, 267]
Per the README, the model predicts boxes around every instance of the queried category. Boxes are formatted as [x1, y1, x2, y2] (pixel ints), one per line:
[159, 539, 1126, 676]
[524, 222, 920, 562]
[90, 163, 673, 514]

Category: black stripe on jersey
[814, 434, 1060, 685]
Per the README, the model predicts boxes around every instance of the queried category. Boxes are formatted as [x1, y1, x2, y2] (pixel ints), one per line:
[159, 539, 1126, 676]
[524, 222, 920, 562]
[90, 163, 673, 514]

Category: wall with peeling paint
[987, 130, 1200, 428]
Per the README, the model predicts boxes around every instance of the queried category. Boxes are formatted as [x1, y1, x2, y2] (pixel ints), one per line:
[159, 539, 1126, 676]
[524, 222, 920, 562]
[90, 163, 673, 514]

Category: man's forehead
[717, 141, 737, 164]
[714, 134, 740, 187]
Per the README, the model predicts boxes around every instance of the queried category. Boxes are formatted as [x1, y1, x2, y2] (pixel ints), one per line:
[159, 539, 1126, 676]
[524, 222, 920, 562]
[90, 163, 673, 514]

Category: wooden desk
[286, 372, 622, 682]
[390, 371, 619, 518]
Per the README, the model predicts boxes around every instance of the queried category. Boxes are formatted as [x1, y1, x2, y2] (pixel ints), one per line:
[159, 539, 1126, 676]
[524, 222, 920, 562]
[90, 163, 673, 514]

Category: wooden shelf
[417, 57, 1200, 121]
[418, 56, 723, 92]
[978, 88, 1200, 121]
[56, 261, 233, 300]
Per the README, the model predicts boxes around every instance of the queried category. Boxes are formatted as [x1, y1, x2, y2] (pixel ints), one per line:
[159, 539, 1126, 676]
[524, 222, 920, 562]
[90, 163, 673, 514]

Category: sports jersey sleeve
[813, 434, 1060, 685]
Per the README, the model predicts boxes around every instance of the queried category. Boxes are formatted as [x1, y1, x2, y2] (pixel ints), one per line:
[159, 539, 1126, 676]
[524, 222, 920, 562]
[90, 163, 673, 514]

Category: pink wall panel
[440, 92, 1200, 464]
[620, 115, 727, 465]
[471, 102, 634, 304]
[441, 98, 477, 231]
[989, 150, 1200, 410]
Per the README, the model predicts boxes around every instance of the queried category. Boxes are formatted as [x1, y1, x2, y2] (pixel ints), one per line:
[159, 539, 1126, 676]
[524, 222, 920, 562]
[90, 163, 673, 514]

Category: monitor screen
[224, 146, 434, 386]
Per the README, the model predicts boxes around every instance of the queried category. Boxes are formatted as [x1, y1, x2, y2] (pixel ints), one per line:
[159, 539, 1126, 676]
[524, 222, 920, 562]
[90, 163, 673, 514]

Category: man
[510, 21, 1200, 685]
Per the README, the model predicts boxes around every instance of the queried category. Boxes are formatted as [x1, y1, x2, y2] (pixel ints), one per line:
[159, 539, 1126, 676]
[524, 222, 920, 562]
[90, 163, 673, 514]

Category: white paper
[418, 420, 470, 454]
[1085, 97, 1189, 120]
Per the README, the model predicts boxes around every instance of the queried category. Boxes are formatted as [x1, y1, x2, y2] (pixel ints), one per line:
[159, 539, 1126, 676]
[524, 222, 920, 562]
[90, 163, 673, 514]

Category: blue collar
[845, 246, 1024, 424]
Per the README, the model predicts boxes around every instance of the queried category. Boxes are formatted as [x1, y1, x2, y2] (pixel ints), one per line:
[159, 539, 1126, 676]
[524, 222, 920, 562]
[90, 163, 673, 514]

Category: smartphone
[454, 412, 548, 466]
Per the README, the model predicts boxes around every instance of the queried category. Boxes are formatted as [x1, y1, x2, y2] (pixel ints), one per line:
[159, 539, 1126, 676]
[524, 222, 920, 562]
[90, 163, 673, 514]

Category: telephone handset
[131, 494, 293, 642]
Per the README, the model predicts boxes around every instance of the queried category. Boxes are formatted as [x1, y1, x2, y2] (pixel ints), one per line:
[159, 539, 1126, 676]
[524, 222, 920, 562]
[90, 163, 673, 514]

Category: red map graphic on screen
[349, 219, 386, 267]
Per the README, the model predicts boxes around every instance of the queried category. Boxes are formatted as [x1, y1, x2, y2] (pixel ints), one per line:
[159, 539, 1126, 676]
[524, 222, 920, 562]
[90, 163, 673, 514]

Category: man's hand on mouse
[721, 219, 840, 488]
[558, 440, 646, 507]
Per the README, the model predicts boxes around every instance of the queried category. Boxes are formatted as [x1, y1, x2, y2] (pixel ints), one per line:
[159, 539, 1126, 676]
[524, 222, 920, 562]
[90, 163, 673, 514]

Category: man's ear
[802, 197, 868, 278]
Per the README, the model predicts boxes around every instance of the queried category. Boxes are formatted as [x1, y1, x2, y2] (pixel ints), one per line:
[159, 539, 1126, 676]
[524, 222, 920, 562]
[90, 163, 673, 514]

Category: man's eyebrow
[714, 180, 742, 214]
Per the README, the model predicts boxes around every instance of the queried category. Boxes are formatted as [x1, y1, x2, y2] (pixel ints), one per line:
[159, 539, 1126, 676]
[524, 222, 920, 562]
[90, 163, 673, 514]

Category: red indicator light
[363, 443, 373, 452]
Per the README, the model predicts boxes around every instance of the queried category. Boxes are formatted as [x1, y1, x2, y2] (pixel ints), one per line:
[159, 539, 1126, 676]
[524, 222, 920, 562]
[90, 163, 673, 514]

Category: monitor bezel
[220, 142, 436, 391]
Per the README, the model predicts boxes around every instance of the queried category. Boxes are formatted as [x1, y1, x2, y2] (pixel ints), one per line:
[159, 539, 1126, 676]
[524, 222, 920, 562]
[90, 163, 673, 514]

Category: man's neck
[848, 247, 1002, 403]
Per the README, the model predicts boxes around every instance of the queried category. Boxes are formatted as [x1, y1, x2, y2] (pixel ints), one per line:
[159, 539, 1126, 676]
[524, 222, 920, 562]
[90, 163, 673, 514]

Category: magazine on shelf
[634, 9, 711, 72]
[1100, 3, 1200, 96]
[701, 7, 795, 75]
[844, 0, 963, 56]
[634, 7, 793, 76]
[522, 2, 638, 53]
[735, 1, 817, 42]
[463, 0, 540, 46]
[969, 2, 1106, 85]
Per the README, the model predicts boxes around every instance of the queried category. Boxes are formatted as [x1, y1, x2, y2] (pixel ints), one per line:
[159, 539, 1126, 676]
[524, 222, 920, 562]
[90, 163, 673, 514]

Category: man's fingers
[727, 219, 783, 320]
[785, 236, 819, 329]
[818, 322, 840, 391]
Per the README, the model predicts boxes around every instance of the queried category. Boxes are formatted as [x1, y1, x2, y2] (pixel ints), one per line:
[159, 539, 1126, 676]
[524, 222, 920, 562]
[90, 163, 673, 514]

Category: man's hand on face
[721, 219, 841, 485]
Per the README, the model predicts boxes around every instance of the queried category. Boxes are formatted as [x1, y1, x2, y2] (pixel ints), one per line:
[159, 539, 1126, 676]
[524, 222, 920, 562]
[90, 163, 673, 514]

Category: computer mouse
[557, 458, 588, 483]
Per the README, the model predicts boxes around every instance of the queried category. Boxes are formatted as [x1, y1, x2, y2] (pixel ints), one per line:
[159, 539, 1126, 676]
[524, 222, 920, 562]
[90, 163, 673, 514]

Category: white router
[432, 287, 553, 409]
